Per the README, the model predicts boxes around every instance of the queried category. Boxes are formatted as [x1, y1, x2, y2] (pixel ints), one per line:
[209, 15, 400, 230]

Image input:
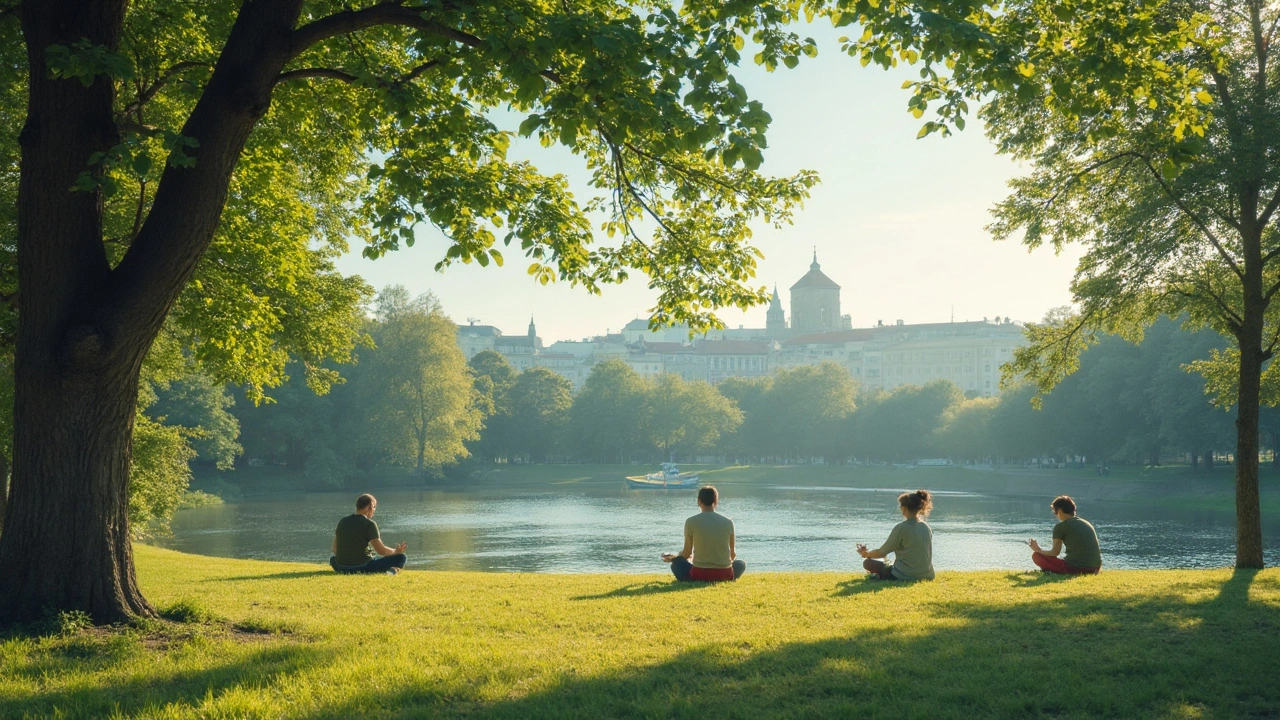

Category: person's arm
[729, 532, 736, 561]
[858, 544, 890, 560]
[331, 536, 337, 555]
[663, 522, 695, 563]
[370, 538, 408, 556]
[859, 525, 901, 560]
[1029, 537, 1063, 557]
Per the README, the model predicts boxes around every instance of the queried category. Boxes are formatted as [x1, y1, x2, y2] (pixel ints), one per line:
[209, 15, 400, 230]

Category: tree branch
[289, 3, 481, 58]
[274, 67, 360, 85]
[289, 3, 563, 84]
[121, 61, 207, 117]
[1172, 281, 1243, 333]
[1264, 275, 1280, 302]
[1259, 184, 1280, 231]
[1266, 321, 1280, 358]
[274, 59, 440, 88]
[1139, 156, 1243, 280]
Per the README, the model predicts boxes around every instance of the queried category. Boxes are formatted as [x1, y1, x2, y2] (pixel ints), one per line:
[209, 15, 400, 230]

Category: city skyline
[334, 22, 1083, 344]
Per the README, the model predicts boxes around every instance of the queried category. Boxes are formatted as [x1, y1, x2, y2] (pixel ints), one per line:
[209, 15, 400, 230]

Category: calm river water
[155, 480, 1280, 572]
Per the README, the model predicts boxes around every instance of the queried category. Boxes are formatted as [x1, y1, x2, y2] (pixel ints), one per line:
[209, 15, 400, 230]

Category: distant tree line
[113, 301, 1262, 512]
[210, 312, 1254, 483]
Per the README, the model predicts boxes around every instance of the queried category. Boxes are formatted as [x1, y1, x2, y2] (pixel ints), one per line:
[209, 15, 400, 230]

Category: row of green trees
[559, 317, 1239, 467]
[218, 311, 1243, 476]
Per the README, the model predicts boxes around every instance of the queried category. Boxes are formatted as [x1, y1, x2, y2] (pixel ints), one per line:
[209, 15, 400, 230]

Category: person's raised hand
[396, 541, 407, 554]
[661, 553, 676, 562]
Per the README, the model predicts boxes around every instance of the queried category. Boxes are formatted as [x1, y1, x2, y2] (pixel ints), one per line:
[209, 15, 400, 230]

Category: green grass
[2, 546, 1278, 718]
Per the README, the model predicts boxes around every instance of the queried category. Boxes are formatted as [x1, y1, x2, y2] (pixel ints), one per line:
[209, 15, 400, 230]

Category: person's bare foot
[387, 567, 400, 575]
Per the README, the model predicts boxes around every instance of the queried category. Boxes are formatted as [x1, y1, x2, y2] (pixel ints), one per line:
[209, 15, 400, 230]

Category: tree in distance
[569, 359, 649, 464]
[1, 0, 821, 622]
[468, 350, 518, 463]
[844, 0, 1280, 566]
[642, 373, 742, 462]
[507, 367, 575, 463]
[360, 286, 481, 473]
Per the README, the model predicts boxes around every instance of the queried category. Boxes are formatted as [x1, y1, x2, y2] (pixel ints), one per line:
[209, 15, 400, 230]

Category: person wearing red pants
[1029, 495, 1101, 575]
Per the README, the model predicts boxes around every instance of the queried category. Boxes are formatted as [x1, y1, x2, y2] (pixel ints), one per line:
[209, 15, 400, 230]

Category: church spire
[767, 282, 786, 334]
[811, 247, 820, 270]
[528, 316, 536, 338]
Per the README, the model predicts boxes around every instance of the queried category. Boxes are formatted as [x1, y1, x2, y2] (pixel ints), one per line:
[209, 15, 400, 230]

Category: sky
[333, 22, 1084, 343]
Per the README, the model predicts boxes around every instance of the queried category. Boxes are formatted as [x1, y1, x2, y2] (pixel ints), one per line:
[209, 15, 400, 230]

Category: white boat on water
[625, 463, 700, 489]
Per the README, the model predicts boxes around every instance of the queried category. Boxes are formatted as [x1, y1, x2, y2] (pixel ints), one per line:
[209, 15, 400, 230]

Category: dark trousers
[670, 556, 746, 582]
[330, 554, 407, 574]
[863, 558, 897, 579]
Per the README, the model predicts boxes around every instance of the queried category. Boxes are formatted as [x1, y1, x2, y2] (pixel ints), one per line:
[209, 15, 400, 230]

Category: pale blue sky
[334, 23, 1082, 342]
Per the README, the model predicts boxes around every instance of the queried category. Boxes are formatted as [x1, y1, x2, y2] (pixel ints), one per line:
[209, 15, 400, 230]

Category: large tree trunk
[1235, 211, 1267, 569]
[2, 356, 151, 622]
[0, 452, 8, 538]
[0, 0, 305, 624]
[1235, 330, 1266, 568]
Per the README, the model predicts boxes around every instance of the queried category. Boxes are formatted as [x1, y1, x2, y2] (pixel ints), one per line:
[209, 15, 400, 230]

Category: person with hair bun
[1029, 495, 1101, 574]
[856, 489, 935, 581]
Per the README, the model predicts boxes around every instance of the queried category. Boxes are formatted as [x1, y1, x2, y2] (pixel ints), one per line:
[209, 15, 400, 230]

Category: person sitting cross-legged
[330, 493, 407, 575]
[661, 485, 746, 582]
[1029, 495, 1101, 575]
[857, 489, 936, 581]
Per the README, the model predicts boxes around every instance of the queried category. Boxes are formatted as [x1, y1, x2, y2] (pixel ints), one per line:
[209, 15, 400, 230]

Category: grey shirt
[877, 517, 935, 580]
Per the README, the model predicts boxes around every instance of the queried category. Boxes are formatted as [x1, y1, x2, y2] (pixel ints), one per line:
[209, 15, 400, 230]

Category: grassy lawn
[2, 546, 1278, 719]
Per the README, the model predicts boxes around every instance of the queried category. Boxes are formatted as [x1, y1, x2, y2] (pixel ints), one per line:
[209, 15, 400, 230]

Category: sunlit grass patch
[0, 546, 1277, 718]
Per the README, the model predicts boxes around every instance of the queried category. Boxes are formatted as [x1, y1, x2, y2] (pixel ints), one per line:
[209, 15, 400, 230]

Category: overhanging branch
[1140, 156, 1243, 280]
[274, 60, 441, 88]
[121, 61, 207, 117]
[288, 3, 563, 84]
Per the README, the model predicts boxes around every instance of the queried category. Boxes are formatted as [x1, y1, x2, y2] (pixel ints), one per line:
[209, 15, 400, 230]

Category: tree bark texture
[1235, 328, 1266, 568]
[0, 0, 307, 624]
[1234, 212, 1267, 569]
[0, 453, 8, 538]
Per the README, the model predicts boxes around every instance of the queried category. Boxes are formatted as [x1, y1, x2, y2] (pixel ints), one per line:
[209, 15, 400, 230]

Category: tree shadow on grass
[1, 639, 332, 719]
[205, 570, 334, 582]
[573, 580, 720, 600]
[303, 570, 1280, 720]
[1004, 570, 1079, 588]
[830, 577, 919, 596]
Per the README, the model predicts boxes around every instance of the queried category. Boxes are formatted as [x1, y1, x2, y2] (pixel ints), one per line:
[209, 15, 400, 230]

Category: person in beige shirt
[662, 485, 746, 581]
[857, 489, 935, 581]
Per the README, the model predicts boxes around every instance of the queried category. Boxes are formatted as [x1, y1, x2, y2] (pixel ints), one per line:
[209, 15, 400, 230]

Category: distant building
[456, 322, 500, 358]
[456, 252, 1026, 396]
[789, 251, 850, 335]
[766, 285, 786, 338]
[778, 320, 1022, 396]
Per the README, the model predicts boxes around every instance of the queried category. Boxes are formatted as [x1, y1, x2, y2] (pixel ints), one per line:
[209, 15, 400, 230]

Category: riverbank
[3, 546, 1278, 718]
[203, 462, 1280, 513]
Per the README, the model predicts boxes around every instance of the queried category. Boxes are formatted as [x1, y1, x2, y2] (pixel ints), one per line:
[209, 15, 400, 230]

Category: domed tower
[766, 284, 787, 337]
[789, 250, 841, 335]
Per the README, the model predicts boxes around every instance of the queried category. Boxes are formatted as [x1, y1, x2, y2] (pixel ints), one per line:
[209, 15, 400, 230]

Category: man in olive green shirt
[330, 493, 407, 574]
[662, 486, 746, 581]
[1030, 495, 1101, 574]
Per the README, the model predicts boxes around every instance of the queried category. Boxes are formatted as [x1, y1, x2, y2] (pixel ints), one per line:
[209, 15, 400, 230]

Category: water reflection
[156, 483, 1280, 572]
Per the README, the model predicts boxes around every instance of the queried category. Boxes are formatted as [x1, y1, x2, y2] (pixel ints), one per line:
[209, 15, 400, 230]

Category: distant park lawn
[2, 546, 1278, 719]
